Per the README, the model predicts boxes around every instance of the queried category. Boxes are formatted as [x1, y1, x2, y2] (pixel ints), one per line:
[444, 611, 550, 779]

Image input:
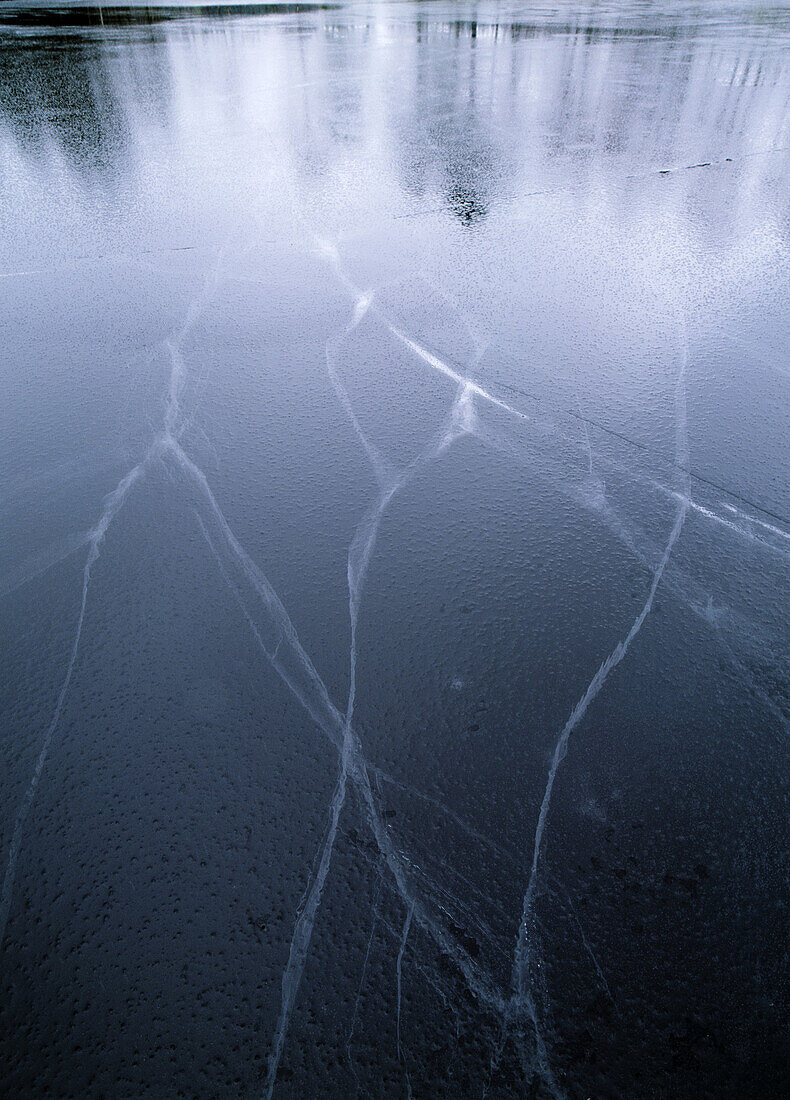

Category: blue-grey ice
[0, 2, 788, 1097]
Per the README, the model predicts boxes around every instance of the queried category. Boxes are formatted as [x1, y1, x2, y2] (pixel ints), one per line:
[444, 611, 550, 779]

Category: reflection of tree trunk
[0, 5, 786, 243]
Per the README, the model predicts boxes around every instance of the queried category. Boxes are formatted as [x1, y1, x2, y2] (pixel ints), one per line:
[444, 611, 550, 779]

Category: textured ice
[1, 2, 789, 1098]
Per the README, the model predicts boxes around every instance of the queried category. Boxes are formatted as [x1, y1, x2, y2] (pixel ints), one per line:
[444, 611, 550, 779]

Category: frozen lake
[1, 1, 789, 1095]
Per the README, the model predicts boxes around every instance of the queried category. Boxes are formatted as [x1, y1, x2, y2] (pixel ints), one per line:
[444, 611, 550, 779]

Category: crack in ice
[261, 300, 485, 1095]
[1, 243, 232, 952]
[0, 461, 145, 949]
[346, 872, 383, 1089]
[506, 318, 692, 1095]
[397, 901, 415, 1099]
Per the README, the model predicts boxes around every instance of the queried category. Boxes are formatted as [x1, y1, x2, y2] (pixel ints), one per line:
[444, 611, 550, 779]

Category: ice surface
[1, 2, 789, 1097]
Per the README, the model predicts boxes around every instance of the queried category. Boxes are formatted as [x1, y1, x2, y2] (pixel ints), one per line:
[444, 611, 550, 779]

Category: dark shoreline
[0, 3, 338, 28]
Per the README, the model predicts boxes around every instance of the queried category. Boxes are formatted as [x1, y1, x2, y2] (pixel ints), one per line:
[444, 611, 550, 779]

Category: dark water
[1, 2, 789, 1096]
